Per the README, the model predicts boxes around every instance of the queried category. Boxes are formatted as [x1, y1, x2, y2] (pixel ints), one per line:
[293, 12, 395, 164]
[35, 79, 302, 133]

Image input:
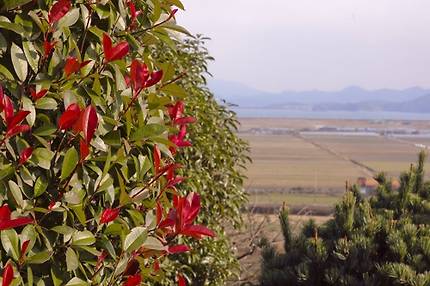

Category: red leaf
[80, 106, 98, 143]
[58, 103, 81, 130]
[79, 140, 90, 162]
[174, 116, 196, 125]
[80, 60, 92, 69]
[19, 147, 33, 165]
[153, 144, 161, 173]
[2, 263, 13, 286]
[48, 0, 71, 24]
[0, 217, 34, 231]
[20, 240, 30, 259]
[183, 192, 200, 224]
[5, 125, 31, 138]
[0, 85, 4, 112]
[156, 202, 163, 225]
[144, 70, 163, 88]
[153, 259, 160, 272]
[167, 101, 184, 121]
[64, 57, 80, 77]
[181, 224, 215, 239]
[100, 208, 120, 224]
[0, 205, 11, 221]
[130, 60, 149, 92]
[168, 244, 190, 254]
[7, 110, 30, 130]
[96, 250, 108, 270]
[30, 88, 48, 101]
[43, 39, 56, 58]
[103, 33, 129, 63]
[177, 274, 186, 286]
[3, 96, 13, 125]
[123, 274, 141, 286]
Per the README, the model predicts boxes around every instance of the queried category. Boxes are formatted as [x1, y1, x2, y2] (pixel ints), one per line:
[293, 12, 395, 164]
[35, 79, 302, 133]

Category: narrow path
[293, 132, 376, 177]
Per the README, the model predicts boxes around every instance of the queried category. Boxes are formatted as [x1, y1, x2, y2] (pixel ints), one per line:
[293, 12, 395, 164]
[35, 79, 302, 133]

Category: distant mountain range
[209, 79, 430, 113]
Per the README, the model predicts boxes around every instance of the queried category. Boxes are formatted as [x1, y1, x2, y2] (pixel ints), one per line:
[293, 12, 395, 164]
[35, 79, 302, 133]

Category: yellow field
[240, 118, 429, 210]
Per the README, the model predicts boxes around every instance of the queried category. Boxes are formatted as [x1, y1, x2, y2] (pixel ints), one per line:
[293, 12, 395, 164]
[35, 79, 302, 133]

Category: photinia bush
[0, 0, 214, 285]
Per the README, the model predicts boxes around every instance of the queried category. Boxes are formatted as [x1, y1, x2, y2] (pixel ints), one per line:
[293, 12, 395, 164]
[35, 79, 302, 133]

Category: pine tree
[260, 152, 430, 286]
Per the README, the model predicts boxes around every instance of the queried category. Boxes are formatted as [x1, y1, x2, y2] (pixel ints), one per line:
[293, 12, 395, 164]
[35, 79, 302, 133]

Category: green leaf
[0, 164, 13, 180]
[72, 230, 95, 246]
[8, 180, 24, 208]
[0, 19, 25, 35]
[27, 250, 53, 264]
[0, 63, 14, 80]
[1, 228, 19, 260]
[11, 42, 28, 82]
[123, 226, 147, 253]
[34, 176, 48, 197]
[65, 277, 89, 286]
[0, 0, 33, 11]
[31, 148, 54, 170]
[130, 124, 166, 141]
[61, 147, 78, 180]
[57, 8, 80, 28]
[66, 247, 79, 271]
[35, 98, 57, 110]
[142, 237, 165, 251]
[22, 96, 35, 126]
[161, 83, 188, 98]
[23, 41, 39, 73]
[51, 225, 76, 235]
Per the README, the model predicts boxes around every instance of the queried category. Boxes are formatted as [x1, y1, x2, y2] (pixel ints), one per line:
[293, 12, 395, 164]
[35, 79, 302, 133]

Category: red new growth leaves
[159, 192, 215, 239]
[2, 263, 13, 286]
[43, 38, 56, 58]
[103, 33, 129, 63]
[0, 205, 33, 230]
[48, 0, 71, 25]
[4, 110, 30, 139]
[79, 106, 98, 143]
[59, 104, 98, 143]
[177, 274, 186, 286]
[79, 139, 90, 162]
[168, 244, 190, 254]
[130, 60, 163, 94]
[58, 103, 81, 130]
[100, 208, 120, 224]
[30, 88, 48, 101]
[167, 101, 196, 125]
[19, 147, 33, 165]
[123, 274, 141, 286]
[64, 57, 91, 77]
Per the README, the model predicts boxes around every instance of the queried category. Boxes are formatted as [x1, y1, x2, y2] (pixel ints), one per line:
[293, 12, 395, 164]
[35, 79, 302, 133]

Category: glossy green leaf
[34, 176, 48, 197]
[72, 231, 95, 246]
[1, 228, 19, 260]
[66, 247, 79, 271]
[8, 180, 24, 208]
[11, 42, 28, 82]
[61, 147, 78, 180]
[123, 227, 147, 253]
[35, 98, 57, 110]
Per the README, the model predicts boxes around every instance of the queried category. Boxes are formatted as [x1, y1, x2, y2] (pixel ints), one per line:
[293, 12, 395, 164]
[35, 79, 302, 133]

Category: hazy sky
[178, 0, 430, 92]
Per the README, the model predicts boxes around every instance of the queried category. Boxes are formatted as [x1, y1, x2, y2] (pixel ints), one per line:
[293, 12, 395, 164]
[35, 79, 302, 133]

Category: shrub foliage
[0, 0, 225, 285]
[261, 152, 430, 286]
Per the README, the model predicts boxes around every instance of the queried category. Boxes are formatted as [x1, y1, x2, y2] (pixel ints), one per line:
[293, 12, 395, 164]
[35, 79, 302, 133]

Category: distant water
[234, 108, 430, 120]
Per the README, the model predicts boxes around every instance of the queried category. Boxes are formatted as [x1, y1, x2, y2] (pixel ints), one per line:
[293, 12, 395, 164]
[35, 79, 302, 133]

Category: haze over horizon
[179, 0, 430, 93]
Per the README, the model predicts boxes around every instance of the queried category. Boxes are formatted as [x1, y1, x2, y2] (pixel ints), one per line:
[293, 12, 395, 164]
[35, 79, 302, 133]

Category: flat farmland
[241, 134, 367, 194]
[302, 134, 425, 177]
[240, 118, 429, 211]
